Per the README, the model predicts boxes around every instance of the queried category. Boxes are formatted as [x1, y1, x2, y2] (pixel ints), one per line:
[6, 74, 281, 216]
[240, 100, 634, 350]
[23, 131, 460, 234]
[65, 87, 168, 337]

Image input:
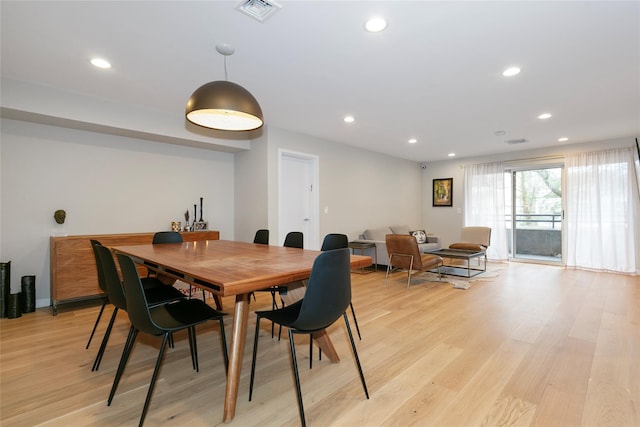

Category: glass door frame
[506, 162, 566, 265]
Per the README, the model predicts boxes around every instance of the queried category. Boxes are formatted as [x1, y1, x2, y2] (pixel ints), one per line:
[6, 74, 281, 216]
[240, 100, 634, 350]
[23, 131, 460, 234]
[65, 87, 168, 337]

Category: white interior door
[278, 150, 319, 249]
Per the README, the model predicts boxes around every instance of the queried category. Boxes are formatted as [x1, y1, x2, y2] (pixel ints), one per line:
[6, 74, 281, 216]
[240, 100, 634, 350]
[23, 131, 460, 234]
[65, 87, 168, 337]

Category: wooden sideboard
[50, 231, 219, 314]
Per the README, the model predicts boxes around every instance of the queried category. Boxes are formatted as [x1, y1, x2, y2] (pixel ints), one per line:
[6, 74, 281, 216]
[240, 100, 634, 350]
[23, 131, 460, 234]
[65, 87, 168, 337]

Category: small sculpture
[184, 210, 190, 231]
[53, 209, 66, 224]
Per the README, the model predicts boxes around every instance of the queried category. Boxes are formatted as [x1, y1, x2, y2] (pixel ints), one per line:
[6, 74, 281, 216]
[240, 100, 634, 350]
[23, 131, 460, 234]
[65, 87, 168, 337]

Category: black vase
[21, 275, 36, 313]
[7, 292, 21, 319]
[0, 261, 10, 318]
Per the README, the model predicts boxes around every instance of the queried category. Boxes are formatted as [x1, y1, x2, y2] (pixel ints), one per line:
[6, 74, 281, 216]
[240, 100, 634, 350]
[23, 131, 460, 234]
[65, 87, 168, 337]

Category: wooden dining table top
[113, 239, 372, 297]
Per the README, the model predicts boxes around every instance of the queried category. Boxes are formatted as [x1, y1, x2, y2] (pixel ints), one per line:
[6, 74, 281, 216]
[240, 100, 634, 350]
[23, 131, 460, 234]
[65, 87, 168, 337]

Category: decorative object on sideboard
[194, 197, 208, 231]
[194, 221, 208, 231]
[183, 210, 190, 231]
[54, 209, 66, 224]
[171, 221, 181, 232]
[192, 204, 197, 230]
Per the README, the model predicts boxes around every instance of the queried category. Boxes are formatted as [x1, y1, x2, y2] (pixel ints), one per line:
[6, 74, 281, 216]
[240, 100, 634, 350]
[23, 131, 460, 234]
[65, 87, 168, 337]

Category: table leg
[279, 281, 341, 363]
[223, 293, 251, 423]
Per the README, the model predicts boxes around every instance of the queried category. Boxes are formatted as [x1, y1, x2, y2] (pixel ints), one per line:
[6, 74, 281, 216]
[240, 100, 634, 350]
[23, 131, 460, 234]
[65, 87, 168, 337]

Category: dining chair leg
[92, 306, 119, 372]
[277, 294, 284, 341]
[86, 297, 107, 349]
[288, 330, 306, 427]
[139, 333, 170, 427]
[108, 326, 138, 405]
[269, 290, 277, 338]
[248, 316, 262, 401]
[350, 302, 362, 340]
[218, 318, 229, 373]
[343, 313, 369, 399]
[309, 333, 313, 369]
[188, 326, 198, 372]
[309, 333, 323, 370]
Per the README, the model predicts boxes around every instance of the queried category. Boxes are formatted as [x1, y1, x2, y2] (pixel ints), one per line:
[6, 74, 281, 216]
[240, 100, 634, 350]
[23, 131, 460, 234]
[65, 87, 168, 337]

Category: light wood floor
[1, 262, 638, 426]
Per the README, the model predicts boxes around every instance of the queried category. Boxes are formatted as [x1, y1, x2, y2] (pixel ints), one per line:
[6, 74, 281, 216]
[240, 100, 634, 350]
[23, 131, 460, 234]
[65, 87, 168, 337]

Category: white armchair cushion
[363, 227, 392, 241]
[390, 225, 411, 235]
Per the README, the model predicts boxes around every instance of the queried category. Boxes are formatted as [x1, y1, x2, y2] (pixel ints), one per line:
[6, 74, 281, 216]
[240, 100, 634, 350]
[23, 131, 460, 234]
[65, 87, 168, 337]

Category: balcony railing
[505, 213, 563, 259]
[505, 213, 562, 230]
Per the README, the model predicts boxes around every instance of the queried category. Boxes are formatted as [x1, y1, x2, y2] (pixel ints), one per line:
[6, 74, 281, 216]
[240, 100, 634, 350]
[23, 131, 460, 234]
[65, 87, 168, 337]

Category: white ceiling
[1, 1, 639, 162]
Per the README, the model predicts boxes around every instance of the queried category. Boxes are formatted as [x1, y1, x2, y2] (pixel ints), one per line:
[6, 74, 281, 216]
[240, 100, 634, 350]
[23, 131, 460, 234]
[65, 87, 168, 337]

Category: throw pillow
[410, 229, 427, 244]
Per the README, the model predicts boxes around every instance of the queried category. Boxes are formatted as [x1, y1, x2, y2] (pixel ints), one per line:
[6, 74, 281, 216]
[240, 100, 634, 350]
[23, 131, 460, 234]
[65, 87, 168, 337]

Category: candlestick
[199, 197, 204, 222]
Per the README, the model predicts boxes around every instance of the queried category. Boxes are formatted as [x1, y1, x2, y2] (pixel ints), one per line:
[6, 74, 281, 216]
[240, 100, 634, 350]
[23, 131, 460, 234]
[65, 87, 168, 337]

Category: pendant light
[186, 44, 264, 131]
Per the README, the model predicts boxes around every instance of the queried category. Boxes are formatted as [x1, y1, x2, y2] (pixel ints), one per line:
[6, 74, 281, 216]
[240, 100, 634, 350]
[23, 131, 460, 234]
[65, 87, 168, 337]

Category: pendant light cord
[223, 55, 228, 81]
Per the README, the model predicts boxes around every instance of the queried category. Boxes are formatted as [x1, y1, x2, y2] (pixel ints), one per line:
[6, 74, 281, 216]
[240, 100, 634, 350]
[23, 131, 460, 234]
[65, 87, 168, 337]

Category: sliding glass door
[505, 166, 563, 262]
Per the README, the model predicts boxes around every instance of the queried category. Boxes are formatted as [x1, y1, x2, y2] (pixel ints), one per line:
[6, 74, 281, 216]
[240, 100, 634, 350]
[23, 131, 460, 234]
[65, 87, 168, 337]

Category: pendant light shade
[186, 80, 263, 131]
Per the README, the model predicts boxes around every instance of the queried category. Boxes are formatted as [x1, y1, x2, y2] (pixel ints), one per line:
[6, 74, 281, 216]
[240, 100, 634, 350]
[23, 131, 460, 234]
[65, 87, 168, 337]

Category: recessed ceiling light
[90, 57, 111, 69]
[538, 113, 552, 119]
[448, 153, 456, 157]
[408, 138, 417, 144]
[502, 67, 520, 77]
[343, 115, 355, 123]
[494, 130, 506, 136]
[558, 137, 569, 142]
[364, 17, 387, 32]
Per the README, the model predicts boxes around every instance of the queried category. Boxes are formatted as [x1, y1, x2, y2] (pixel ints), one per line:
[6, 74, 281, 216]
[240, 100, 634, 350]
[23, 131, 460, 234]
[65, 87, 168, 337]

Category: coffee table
[427, 248, 486, 278]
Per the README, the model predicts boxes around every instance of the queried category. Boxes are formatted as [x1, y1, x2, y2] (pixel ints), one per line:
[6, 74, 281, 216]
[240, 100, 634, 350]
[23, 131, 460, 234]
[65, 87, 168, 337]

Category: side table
[348, 241, 377, 274]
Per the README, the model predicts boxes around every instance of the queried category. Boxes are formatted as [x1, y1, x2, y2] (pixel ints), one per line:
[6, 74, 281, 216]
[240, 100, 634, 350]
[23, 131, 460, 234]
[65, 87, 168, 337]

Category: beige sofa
[355, 225, 441, 267]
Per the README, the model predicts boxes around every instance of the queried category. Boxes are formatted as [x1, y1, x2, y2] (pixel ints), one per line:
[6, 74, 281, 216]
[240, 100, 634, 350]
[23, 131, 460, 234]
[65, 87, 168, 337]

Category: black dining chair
[321, 233, 362, 341]
[249, 248, 369, 427]
[85, 239, 109, 349]
[256, 231, 303, 339]
[90, 243, 186, 372]
[283, 231, 303, 249]
[110, 253, 228, 426]
[253, 229, 269, 245]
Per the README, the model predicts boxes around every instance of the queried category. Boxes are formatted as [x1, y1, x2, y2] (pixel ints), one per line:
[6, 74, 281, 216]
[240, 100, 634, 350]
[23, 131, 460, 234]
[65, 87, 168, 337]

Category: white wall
[264, 127, 424, 246]
[422, 136, 639, 249]
[234, 132, 269, 243]
[0, 118, 235, 307]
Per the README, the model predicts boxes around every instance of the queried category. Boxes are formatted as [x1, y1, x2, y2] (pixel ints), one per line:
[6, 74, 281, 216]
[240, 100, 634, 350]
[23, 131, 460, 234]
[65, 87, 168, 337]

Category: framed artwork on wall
[433, 178, 453, 207]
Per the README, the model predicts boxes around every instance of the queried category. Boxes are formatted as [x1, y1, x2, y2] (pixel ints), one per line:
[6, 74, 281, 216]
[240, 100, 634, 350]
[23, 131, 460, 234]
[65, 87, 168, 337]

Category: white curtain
[463, 161, 509, 261]
[565, 147, 640, 274]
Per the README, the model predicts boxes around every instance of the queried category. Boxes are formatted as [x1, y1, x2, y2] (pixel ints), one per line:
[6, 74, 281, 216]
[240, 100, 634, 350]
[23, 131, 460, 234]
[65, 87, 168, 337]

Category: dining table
[112, 239, 372, 423]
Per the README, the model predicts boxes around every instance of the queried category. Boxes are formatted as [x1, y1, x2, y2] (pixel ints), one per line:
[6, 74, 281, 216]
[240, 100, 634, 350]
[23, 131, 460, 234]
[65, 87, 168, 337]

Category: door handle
[304, 218, 311, 222]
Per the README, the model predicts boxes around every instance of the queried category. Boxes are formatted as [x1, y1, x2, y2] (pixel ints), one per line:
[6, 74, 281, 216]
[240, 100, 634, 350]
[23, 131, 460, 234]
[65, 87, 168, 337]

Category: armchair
[449, 226, 491, 264]
[385, 234, 443, 288]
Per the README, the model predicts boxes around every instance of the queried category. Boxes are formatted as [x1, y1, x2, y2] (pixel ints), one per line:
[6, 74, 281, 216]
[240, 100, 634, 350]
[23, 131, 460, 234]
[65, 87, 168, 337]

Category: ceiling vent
[235, 0, 282, 22]
[505, 138, 528, 145]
